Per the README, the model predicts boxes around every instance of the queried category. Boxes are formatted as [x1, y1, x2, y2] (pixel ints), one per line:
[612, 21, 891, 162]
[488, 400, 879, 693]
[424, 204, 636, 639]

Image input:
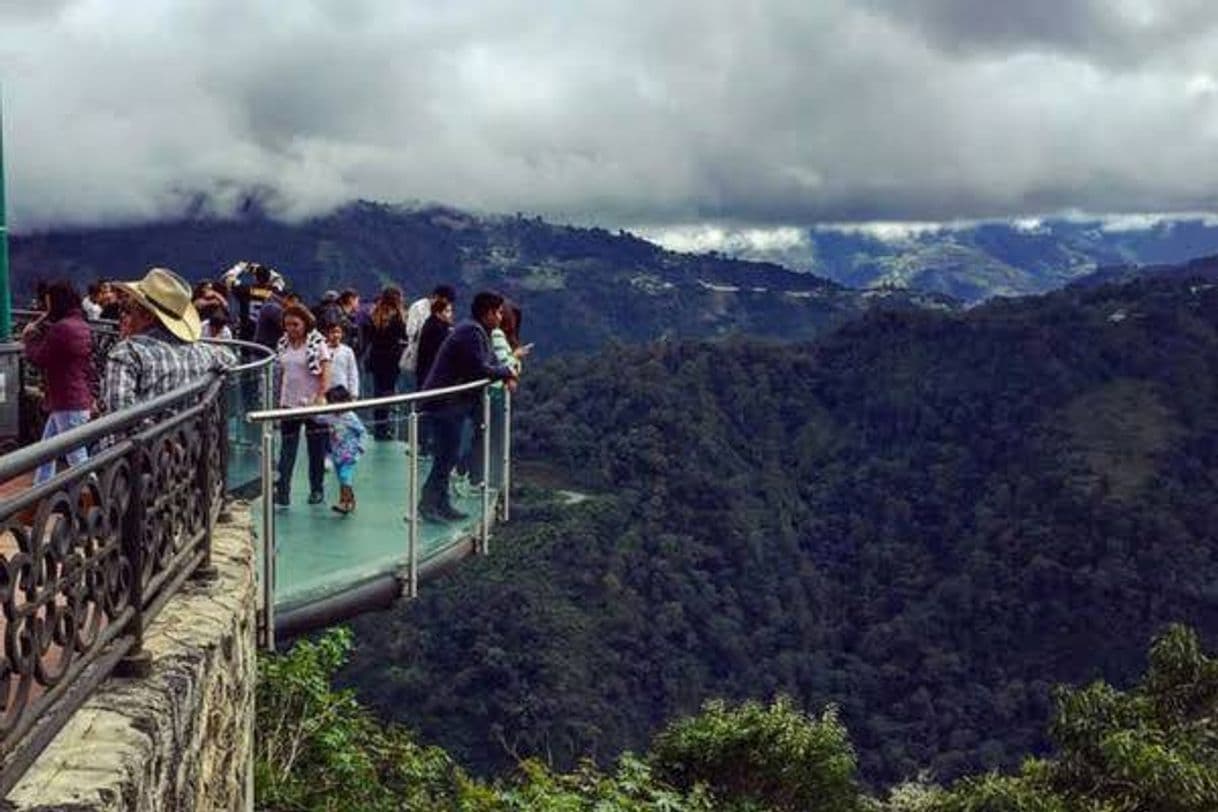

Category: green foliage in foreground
[651, 697, 861, 812]
[255, 628, 716, 811]
[255, 628, 464, 810]
[892, 623, 1218, 812]
[257, 624, 1218, 811]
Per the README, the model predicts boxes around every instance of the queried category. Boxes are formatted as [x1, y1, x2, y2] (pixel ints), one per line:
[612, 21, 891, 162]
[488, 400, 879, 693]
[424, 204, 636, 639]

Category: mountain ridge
[670, 217, 1218, 303]
[8, 201, 957, 354]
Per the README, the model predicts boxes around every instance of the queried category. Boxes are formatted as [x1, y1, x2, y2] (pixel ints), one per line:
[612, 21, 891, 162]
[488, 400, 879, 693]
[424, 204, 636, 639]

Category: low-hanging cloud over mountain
[2, 0, 1217, 230]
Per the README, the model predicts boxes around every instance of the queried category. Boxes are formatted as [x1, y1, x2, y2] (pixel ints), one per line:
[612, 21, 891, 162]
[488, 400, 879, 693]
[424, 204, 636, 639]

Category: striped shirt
[103, 327, 231, 414]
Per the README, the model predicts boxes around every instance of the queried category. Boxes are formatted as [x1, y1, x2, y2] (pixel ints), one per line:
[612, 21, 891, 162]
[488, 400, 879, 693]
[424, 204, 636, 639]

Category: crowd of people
[20, 260, 528, 524]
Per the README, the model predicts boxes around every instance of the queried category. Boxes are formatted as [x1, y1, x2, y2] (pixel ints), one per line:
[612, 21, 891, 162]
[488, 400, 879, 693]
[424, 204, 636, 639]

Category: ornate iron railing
[0, 371, 228, 796]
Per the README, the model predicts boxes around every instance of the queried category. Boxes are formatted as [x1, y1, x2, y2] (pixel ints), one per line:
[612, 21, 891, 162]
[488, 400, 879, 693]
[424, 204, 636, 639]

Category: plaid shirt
[103, 326, 231, 414]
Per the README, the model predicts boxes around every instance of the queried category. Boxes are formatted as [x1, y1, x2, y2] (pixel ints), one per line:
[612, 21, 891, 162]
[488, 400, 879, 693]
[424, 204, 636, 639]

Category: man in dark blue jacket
[420, 291, 516, 520]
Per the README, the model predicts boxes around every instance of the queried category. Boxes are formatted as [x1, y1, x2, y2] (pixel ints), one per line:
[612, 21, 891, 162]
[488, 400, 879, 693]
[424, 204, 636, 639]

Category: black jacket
[415, 315, 452, 391]
[422, 320, 513, 408]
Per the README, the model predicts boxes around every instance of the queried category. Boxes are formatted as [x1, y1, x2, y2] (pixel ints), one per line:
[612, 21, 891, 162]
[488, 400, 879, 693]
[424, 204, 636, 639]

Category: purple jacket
[24, 311, 95, 411]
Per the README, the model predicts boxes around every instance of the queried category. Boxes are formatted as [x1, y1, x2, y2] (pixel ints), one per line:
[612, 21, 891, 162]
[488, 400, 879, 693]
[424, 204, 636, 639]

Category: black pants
[370, 365, 399, 439]
[421, 407, 465, 511]
[278, 418, 327, 498]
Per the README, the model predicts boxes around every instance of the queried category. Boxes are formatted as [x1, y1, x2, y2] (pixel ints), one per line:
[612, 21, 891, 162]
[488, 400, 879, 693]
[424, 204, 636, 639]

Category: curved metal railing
[247, 378, 512, 648]
[0, 370, 229, 794]
[13, 307, 276, 494]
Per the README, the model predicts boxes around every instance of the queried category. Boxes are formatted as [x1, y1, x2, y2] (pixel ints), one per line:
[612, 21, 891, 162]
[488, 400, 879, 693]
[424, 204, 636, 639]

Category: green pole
[0, 89, 10, 340]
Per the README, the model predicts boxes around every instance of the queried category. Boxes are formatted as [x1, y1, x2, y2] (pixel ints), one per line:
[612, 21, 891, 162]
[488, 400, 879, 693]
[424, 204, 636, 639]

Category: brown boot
[331, 485, 355, 515]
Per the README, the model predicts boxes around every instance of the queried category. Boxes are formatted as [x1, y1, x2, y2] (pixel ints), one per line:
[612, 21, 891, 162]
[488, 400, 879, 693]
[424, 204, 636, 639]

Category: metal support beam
[480, 387, 491, 554]
[407, 404, 419, 598]
[0, 89, 10, 340]
[260, 421, 276, 651]
[502, 388, 511, 522]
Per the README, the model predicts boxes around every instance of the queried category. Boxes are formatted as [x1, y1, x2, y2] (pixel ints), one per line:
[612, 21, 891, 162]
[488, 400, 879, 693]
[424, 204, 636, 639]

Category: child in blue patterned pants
[319, 385, 367, 515]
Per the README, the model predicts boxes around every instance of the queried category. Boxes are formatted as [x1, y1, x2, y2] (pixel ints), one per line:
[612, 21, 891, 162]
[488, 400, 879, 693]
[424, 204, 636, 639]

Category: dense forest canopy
[342, 275, 1218, 786]
[268, 606, 1218, 808]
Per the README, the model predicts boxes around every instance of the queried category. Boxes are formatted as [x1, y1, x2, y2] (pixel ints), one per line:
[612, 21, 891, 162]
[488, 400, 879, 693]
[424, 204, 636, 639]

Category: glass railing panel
[260, 404, 408, 611]
[224, 364, 265, 496]
[247, 379, 502, 626]
[485, 386, 509, 493]
[416, 399, 487, 563]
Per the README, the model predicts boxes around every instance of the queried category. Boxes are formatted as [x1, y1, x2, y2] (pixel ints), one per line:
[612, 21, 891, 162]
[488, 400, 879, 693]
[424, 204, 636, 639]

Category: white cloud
[639, 225, 809, 255]
[3, 1, 1218, 229]
[813, 221, 949, 242]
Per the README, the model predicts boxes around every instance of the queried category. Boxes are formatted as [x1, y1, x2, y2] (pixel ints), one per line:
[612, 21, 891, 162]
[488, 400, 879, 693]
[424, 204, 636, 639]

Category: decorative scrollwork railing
[0, 372, 228, 796]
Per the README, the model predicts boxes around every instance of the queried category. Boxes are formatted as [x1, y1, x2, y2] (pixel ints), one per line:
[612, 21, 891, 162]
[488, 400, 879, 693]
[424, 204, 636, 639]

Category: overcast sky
[2, 0, 1217, 232]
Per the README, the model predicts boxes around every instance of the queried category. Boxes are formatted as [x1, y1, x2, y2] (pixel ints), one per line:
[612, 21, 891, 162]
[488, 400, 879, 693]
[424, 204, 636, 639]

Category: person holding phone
[419, 292, 517, 521]
[469, 301, 528, 490]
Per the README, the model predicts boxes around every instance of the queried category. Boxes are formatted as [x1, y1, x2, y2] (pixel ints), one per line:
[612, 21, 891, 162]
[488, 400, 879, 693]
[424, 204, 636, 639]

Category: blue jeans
[335, 461, 357, 487]
[421, 407, 465, 512]
[277, 418, 328, 499]
[35, 409, 91, 484]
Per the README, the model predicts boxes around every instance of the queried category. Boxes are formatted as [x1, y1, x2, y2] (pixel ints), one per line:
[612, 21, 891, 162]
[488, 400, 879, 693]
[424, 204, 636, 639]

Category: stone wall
[5, 504, 257, 811]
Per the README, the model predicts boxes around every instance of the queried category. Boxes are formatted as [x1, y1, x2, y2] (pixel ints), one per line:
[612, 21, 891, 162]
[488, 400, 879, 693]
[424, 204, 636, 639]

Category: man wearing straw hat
[103, 267, 231, 414]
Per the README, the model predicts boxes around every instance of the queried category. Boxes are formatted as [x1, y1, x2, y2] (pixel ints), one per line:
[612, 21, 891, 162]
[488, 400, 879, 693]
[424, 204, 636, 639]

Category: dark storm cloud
[863, 0, 1218, 66]
[1, 1, 1217, 230]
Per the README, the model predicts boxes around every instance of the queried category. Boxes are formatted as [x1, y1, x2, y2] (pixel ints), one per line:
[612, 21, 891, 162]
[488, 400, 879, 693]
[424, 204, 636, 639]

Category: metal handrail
[13, 308, 273, 370]
[0, 374, 217, 482]
[203, 336, 275, 373]
[245, 377, 495, 422]
[250, 376, 511, 650]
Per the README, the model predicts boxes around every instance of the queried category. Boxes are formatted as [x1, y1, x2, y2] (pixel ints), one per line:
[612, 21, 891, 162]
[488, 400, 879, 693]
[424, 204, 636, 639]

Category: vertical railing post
[259, 420, 276, 651]
[480, 385, 491, 555]
[219, 373, 235, 523]
[261, 357, 274, 417]
[192, 382, 220, 582]
[406, 403, 419, 598]
[0, 88, 12, 340]
[502, 387, 511, 522]
[117, 440, 152, 677]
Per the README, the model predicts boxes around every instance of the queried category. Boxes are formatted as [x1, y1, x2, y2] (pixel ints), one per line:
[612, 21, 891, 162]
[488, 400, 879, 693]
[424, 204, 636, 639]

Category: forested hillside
[342, 275, 1218, 786]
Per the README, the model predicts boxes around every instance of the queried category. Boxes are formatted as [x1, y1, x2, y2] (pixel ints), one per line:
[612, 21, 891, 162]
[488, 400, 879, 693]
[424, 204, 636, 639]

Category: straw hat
[114, 267, 202, 342]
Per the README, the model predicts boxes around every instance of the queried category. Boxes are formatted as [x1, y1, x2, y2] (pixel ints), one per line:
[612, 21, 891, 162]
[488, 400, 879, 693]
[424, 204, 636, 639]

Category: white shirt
[329, 343, 360, 398]
[202, 323, 233, 340]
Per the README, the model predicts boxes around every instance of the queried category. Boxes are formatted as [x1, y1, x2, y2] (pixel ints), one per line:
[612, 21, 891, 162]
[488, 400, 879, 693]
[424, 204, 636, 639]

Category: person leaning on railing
[20, 281, 95, 484]
[418, 291, 517, 522]
[103, 268, 232, 414]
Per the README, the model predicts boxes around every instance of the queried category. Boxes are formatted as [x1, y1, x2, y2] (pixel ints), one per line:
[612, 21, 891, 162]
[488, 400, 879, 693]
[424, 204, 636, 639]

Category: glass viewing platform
[242, 373, 512, 648]
[0, 314, 510, 788]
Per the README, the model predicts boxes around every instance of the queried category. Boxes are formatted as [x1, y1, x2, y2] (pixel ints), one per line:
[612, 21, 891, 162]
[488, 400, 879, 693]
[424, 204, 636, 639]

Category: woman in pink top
[22, 281, 96, 484]
[274, 304, 331, 506]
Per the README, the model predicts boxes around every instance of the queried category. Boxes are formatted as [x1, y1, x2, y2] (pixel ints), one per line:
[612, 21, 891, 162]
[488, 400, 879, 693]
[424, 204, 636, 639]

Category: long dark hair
[500, 302, 523, 349]
[45, 281, 82, 321]
[371, 286, 405, 330]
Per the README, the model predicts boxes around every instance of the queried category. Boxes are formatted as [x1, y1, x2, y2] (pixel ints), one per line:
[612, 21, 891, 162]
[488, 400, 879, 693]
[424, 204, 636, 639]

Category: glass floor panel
[250, 438, 493, 611]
